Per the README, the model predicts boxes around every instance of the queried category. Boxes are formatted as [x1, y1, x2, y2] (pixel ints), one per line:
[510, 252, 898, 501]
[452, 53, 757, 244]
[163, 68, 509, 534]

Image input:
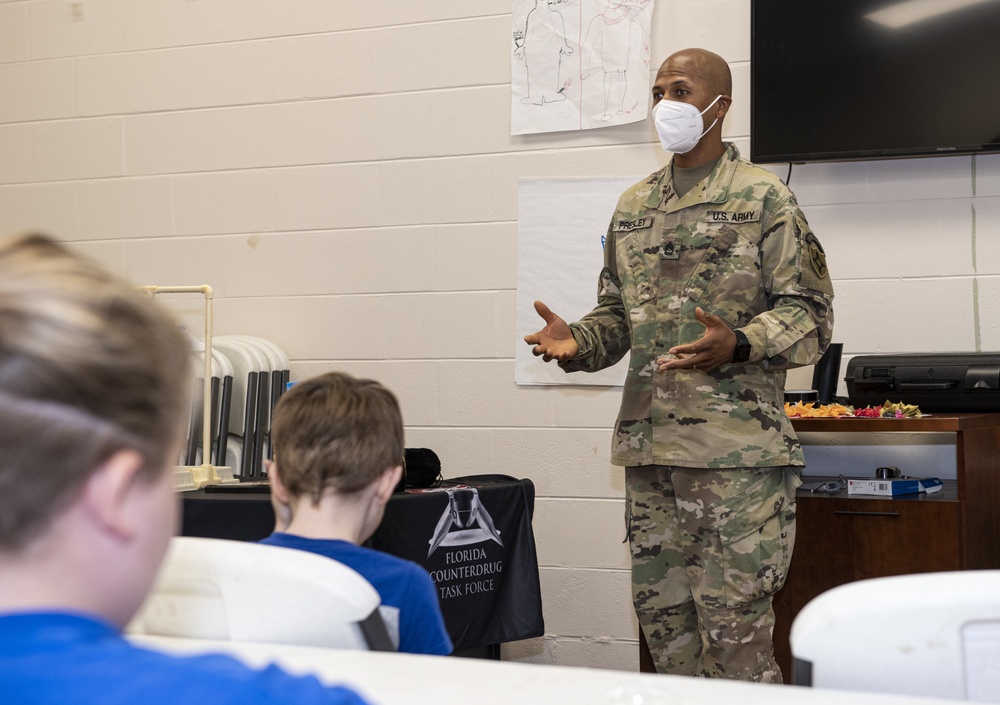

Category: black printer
[846, 353, 1000, 412]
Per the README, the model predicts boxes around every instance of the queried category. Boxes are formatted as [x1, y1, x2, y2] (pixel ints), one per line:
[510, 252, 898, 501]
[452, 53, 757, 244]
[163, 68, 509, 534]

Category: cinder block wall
[2, 0, 998, 671]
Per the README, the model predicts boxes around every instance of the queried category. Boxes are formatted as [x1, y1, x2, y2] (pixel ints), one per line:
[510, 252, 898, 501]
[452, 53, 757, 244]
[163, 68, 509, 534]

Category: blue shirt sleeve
[398, 566, 453, 656]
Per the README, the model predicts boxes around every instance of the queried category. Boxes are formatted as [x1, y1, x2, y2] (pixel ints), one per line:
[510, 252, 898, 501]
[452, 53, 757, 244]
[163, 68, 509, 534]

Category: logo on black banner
[426, 487, 504, 558]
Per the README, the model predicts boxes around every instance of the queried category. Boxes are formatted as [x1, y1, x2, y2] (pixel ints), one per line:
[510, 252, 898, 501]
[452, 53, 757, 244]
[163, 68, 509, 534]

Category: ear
[80, 449, 146, 542]
[373, 465, 403, 506]
[265, 459, 290, 504]
[264, 459, 294, 532]
[716, 94, 732, 120]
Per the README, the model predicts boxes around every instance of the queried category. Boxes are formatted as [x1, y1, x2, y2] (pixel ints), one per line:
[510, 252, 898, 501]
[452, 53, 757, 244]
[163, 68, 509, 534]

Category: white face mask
[653, 95, 721, 154]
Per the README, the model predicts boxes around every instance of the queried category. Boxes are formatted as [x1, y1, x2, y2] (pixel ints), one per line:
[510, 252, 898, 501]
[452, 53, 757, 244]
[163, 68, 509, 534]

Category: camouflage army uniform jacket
[561, 144, 834, 468]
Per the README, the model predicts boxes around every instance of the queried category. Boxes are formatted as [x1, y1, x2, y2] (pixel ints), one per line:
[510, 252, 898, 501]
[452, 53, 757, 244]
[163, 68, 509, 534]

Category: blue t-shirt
[260, 533, 452, 656]
[0, 612, 370, 705]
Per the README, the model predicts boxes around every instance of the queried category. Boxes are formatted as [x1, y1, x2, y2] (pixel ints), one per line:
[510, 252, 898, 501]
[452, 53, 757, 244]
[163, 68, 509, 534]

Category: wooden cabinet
[639, 413, 1000, 679]
[772, 413, 1000, 682]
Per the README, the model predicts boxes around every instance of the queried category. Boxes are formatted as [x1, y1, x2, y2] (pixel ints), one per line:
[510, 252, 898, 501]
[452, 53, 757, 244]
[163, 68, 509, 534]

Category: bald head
[657, 48, 732, 97]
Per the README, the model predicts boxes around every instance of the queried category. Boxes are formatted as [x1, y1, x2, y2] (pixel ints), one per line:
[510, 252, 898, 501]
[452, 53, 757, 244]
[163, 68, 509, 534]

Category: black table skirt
[180, 474, 544, 652]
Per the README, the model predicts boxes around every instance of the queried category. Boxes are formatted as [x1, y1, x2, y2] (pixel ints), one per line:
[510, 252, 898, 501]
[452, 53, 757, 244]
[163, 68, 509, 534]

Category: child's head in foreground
[0, 232, 191, 626]
[269, 372, 404, 516]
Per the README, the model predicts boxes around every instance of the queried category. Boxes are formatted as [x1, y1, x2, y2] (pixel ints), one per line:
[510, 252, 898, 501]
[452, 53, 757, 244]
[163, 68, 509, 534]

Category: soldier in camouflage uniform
[525, 48, 834, 682]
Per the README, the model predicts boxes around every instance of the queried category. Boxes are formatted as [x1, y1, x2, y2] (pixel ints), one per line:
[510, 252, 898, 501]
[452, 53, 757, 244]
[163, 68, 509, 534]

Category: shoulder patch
[798, 230, 834, 295]
[809, 241, 829, 279]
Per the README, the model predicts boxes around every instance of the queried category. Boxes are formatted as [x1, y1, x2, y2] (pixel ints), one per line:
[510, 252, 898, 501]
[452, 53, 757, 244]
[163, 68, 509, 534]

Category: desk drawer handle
[833, 510, 900, 518]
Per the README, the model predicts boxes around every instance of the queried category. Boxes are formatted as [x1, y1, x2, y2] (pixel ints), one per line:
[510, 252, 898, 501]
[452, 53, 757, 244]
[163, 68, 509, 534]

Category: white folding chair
[791, 570, 1000, 701]
[127, 536, 395, 652]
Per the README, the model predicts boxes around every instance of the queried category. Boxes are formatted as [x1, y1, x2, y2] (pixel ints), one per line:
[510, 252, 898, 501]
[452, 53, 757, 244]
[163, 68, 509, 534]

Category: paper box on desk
[847, 477, 944, 497]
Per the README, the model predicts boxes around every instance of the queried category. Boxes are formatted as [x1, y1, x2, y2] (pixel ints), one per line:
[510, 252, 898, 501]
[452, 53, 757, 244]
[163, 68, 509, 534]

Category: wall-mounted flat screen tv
[751, 0, 1000, 164]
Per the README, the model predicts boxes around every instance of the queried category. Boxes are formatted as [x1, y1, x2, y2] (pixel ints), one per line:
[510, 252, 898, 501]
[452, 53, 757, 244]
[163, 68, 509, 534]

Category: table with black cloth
[180, 474, 544, 656]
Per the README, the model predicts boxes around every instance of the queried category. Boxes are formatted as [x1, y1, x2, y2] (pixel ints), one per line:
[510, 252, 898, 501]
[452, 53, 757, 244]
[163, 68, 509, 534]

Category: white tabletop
[130, 634, 967, 705]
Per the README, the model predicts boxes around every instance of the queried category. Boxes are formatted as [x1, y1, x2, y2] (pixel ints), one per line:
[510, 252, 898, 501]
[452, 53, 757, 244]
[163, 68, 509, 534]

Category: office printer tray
[846, 353, 1000, 412]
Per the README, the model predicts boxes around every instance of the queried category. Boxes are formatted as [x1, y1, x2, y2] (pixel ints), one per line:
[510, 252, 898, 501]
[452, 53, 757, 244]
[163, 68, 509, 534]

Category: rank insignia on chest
[613, 217, 654, 232]
[660, 240, 679, 259]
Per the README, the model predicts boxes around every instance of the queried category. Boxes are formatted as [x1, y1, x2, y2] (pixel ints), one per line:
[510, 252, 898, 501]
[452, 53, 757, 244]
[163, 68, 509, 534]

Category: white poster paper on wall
[510, 0, 656, 135]
[516, 176, 642, 386]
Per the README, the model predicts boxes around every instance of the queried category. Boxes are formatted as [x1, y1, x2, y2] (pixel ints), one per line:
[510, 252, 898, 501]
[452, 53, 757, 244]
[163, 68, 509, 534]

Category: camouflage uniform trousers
[626, 465, 801, 682]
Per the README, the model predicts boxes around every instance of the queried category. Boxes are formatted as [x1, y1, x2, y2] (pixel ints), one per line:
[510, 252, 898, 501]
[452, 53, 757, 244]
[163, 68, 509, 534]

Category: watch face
[732, 330, 751, 363]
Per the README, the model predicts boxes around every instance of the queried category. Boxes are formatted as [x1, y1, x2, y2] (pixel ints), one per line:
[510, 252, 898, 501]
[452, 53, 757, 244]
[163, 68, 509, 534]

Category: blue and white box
[847, 477, 944, 497]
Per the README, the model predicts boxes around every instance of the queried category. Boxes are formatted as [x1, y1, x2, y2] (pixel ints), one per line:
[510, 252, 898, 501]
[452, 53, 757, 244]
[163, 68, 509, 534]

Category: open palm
[524, 300, 579, 363]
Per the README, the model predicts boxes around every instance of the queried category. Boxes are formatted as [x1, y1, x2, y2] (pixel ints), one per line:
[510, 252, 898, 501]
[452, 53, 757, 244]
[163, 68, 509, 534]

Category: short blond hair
[271, 372, 404, 502]
[0, 233, 191, 551]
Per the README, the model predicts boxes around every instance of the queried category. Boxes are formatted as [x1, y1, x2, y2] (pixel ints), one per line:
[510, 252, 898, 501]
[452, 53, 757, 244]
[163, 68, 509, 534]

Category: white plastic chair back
[212, 338, 268, 477]
[211, 339, 257, 437]
[791, 570, 1000, 701]
[229, 336, 278, 447]
[210, 348, 233, 382]
[233, 335, 286, 375]
[127, 537, 394, 652]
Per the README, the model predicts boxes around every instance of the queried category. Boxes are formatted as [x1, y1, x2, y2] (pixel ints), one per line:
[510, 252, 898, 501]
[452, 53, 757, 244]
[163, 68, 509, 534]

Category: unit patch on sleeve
[809, 241, 829, 279]
[707, 210, 761, 224]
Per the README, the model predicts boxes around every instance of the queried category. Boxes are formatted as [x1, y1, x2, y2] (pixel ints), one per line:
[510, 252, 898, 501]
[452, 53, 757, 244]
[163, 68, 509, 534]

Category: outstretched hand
[524, 300, 579, 363]
[656, 307, 736, 373]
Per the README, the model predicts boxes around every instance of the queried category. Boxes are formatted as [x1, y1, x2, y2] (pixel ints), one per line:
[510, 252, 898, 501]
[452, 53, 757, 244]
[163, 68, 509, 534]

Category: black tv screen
[751, 0, 1000, 164]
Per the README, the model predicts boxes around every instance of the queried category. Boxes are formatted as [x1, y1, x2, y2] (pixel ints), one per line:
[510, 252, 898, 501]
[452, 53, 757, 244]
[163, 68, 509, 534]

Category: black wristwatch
[732, 329, 752, 363]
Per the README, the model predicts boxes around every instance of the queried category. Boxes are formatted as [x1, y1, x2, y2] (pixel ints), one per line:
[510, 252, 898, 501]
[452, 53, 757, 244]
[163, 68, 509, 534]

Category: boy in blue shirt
[261, 372, 453, 656]
[0, 233, 370, 705]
